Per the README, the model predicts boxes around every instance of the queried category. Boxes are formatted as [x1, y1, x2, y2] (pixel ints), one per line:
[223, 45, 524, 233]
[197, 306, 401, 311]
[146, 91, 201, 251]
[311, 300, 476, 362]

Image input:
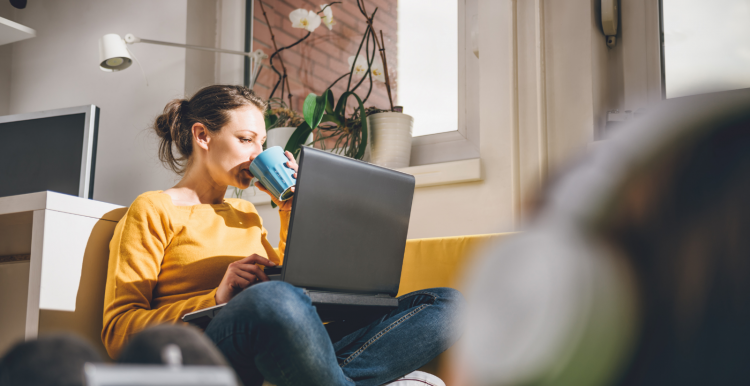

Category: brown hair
[153, 85, 268, 175]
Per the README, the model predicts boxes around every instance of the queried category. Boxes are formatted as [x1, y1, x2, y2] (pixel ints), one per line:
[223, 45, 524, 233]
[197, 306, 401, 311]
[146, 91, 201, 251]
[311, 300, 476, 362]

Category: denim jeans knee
[220, 281, 313, 330]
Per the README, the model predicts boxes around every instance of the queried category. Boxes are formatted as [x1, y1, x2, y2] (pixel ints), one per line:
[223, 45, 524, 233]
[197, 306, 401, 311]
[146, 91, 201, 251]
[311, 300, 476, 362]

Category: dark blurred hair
[153, 85, 267, 176]
[0, 334, 102, 386]
[599, 99, 750, 385]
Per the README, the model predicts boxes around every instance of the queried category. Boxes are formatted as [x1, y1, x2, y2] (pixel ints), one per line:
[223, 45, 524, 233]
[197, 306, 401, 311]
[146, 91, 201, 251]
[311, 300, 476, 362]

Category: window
[409, 0, 479, 165]
[661, 0, 750, 98]
[247, 0, 479, 166]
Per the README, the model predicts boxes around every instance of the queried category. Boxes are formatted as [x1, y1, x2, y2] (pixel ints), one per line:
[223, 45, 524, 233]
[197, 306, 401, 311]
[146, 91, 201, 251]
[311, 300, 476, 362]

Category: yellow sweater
[101, 190, 290, 358]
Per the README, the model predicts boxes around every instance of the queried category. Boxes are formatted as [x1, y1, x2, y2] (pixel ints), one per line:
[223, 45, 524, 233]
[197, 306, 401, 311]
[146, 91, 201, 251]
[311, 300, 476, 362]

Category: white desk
[0, 191, 126, 358]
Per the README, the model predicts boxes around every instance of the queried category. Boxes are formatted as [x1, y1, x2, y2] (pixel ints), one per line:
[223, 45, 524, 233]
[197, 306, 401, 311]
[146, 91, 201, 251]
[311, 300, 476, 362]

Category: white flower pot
[366, 112, 413, 168]
[265, 126, 298, 149]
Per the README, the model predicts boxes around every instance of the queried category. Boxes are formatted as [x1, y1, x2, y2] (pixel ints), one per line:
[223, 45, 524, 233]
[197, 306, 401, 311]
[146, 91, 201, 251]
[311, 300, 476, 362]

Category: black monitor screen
[0, 111, 96, 198]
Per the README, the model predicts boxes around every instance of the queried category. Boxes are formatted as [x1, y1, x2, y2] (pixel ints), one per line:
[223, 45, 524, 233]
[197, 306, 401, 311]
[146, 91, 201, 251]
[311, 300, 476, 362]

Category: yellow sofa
[395, 233, 511, 380]
[36, 231, 510, 378]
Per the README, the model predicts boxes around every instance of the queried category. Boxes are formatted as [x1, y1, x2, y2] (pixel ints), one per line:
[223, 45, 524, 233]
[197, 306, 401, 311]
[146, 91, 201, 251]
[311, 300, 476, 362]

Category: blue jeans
[204, 281, 465, 386]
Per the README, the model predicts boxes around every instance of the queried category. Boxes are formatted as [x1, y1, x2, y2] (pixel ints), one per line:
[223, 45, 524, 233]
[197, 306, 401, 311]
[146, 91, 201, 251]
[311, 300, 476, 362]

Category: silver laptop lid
[282, 147, 415, 296]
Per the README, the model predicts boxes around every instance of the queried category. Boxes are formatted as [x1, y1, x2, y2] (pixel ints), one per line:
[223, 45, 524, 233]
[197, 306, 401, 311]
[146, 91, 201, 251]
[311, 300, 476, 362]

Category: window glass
[663, 0, 750, 98]
[252, 0, 458, 138]
[397, 0, 458, 136]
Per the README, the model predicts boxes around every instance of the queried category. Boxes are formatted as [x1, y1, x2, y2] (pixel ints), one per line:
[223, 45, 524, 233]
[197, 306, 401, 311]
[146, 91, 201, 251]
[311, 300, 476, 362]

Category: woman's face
[204, 104, 266, 190]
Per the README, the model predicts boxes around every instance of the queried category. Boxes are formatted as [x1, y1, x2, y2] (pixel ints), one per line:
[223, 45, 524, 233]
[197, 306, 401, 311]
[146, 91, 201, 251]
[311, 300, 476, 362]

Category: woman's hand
[255, 150, 298, 211]
[215, 254, 276, 305]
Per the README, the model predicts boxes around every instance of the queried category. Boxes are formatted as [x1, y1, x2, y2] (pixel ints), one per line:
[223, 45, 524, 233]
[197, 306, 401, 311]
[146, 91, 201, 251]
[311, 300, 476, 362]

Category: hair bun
[154, 99, 186, 141]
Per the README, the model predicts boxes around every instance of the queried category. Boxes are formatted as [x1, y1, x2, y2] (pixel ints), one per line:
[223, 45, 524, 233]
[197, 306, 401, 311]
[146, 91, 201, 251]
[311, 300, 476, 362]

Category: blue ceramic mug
[249, 146, 296, 201]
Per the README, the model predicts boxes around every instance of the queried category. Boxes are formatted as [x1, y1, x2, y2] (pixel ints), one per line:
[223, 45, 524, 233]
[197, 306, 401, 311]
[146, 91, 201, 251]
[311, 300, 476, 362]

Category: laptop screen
[282, 147, 415, 296]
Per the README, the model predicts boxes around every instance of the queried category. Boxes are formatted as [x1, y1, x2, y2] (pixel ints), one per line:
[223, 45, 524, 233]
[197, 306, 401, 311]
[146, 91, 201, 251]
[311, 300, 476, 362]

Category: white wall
[6, 0, 188, 206]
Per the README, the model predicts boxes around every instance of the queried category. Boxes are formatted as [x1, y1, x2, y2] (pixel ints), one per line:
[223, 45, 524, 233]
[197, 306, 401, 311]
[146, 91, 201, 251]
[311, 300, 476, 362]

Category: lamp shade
[99, 34, 132, 72]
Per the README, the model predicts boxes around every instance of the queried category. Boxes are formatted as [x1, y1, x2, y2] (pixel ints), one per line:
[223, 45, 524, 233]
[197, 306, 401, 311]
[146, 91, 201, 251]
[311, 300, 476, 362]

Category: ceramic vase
[265, 126, 315, 151]
[366, 112, 413, 168]
[265, 126, 297, 149]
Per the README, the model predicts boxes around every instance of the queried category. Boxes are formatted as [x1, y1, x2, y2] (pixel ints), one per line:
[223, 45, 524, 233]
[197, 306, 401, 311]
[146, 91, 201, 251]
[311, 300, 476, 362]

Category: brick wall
[253, 0, 398, 116]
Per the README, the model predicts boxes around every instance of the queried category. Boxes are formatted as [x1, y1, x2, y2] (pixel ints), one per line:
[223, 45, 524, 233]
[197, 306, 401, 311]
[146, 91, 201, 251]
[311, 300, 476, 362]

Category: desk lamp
[98, 33, 266, 87]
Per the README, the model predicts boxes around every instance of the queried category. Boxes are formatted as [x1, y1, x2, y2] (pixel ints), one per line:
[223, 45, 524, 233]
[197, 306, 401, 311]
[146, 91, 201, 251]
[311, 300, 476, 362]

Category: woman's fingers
[231, 268, 256, 288]
[236, 263, 270, 282]
[284, 151, 299, 172]
[253, 254, 276, 267]
[237, 253, 276, 267]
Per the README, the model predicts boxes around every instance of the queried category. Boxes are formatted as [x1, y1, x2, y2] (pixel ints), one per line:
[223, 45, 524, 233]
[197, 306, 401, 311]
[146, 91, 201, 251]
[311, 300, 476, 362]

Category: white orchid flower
[320, 4, 336, 30]
[370, 60, 386, 83]
[348, 55, 369, 77]
[348, 55, 386, 83]
[289, 9, 321, 33]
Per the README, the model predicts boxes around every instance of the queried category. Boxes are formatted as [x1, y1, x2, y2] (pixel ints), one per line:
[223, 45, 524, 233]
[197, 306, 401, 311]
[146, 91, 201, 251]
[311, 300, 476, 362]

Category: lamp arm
[124, 33, 262, 58]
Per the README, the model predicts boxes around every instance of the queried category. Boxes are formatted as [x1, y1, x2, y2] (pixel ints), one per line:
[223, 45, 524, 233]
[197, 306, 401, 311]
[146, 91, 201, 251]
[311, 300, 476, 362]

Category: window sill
[235, 158, 482, 206]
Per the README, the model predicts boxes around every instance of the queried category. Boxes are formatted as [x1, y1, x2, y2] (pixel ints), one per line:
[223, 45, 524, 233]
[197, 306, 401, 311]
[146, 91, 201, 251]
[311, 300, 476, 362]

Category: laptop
[183, 146, 416, 328]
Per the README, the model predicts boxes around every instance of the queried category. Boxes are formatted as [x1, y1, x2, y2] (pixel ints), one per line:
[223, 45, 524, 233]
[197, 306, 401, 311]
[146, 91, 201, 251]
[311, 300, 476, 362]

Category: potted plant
[284, 0, 413, 168]
[264, 98, 307, 150]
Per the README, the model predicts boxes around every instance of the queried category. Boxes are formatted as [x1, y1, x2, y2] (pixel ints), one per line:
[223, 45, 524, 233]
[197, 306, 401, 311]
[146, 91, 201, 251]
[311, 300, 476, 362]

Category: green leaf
[334, 91, 349, 118]
[324, 89, 335, 114]
[303, 92, 328, 130]
[350, 93, 368, 160]
[285, 121, 313, 158]
[321, 113, 341, 126]
[264, 114, 278, 130]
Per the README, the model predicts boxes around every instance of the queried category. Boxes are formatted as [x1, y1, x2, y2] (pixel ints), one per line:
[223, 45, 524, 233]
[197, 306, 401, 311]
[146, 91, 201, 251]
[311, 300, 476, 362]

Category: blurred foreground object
[457, 89, 750, 386]
[9, 0, 26, 9]
[0, 325, 237, 386]
[0, 334, 103, 386]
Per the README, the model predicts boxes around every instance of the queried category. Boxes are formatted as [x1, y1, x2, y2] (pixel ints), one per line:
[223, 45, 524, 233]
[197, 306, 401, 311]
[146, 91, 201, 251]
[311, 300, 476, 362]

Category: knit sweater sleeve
[277, 210, 291, 264]
[260, 209, 291, 266]
[101, 196, 216, 359]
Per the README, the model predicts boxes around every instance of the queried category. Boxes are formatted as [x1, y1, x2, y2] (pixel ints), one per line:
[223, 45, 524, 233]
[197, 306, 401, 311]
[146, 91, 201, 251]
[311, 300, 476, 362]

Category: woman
[102, 85, 464, 386]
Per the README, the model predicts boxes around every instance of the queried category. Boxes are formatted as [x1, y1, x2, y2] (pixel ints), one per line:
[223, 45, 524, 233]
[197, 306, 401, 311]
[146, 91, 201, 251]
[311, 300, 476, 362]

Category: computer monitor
[0, 105, 99, 199]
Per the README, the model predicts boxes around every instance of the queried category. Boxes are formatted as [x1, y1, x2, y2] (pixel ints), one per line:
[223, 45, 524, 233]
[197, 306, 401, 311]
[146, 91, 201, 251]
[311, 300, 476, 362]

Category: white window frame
[409, 0, 480, 166]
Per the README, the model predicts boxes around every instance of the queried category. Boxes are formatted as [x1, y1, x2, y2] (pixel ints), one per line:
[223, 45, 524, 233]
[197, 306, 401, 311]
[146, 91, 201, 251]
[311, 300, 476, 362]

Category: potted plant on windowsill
[283, 0, 413, 168]
[263, 98, 307, 150]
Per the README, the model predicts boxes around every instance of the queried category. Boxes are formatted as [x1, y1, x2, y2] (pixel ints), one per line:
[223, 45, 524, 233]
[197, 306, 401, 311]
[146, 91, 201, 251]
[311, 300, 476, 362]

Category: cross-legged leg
[204, 281, 355, 386]
[333, 287, 466, 386]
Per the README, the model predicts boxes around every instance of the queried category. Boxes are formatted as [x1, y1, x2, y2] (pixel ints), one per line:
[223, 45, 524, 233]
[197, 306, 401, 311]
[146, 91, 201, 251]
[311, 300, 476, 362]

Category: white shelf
[236, 158, 483, 206]
[0, 191, 125, 221]
[0, 16, 35, 46]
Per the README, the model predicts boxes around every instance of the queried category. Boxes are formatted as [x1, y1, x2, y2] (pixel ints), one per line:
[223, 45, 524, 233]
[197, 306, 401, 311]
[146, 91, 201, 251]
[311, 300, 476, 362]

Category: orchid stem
[379, 30, 394, 111]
